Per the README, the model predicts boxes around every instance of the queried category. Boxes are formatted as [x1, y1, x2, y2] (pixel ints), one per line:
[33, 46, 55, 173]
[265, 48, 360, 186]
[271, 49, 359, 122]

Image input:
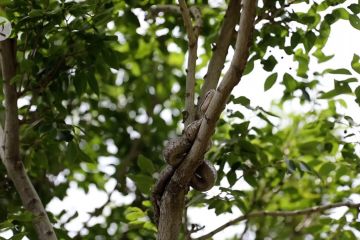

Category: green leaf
[318, 162, 336, 177]
[229, 111, 245, 119]
[332, 8, 349, 20]
[232, 96, 251, 106]
[243, 172, 257, 187]
[143, 221, 157, 232]
[348, 4, 360, 14]
[0, 220, 13, 230]
[135, 39, 153, 59]
[261, 55, 278, 72]
[283, 73, 297, 91]
[355, 86, 360, 99]
[320, 80, 352, 99]
[322, 68, 352, 75]
[291, 32, 301, 48]
[167, 53, 184, 67]
[28, 9, 44, 17]
[226, 170, 237, 187]
[131, 174, 154, 195]
[88, 73, 99, 95]
[264, 73, 278, 91]
[351, 54, 360, 74]
[349, 14, 360, 30]
[137, 155, 155, 175]
[285, 159, 297, 173]
[36, 151, 48, 169]
[93, 7, 113, 25]
[125, 207, 145, 221]
[235, 121, 250, 135]
[243, 58, 254, 76]
[313, 48, 335, 63]
[304, 31, 317, 52]
[73, 71, 88, 95]
[294, 49, 309, 77]
[66, 142, 78, 162]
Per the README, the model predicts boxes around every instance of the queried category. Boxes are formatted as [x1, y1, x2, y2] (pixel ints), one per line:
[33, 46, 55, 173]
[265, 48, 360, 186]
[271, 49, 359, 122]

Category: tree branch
[0, 125, 4, 159]
[179, 0, 201, 126]
[146, 4, 200, 22]
[195, 201, 360, 240]
[197, 0, 241, 116]
[157, 0, 258, 239]
[179, 0, 196, 46]
[0, 39, 57, 240]
[116, 138, 141, 193]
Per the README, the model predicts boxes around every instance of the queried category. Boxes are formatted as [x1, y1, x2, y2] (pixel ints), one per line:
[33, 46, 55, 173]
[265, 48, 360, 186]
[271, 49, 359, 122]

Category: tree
[1, 0, 360, 239]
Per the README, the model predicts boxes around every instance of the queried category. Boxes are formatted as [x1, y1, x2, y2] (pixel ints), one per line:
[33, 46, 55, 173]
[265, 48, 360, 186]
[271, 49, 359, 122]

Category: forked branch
[157, 0, 258, 238]
[197, 0, 241, 115]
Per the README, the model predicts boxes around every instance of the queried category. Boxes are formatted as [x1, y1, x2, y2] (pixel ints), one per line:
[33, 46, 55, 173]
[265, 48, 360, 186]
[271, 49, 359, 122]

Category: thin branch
[197, 0, 241, 116]
[179, 0, 200, 125]
[195, 201, 360, 240]
[0, 125, 4, 159]
[157, 0, 258, 238]
[179, 0, 196, 45]
[239, 220, 249, 240]
[0, 39, 58, 240]
[146, 4, 200, 22]
[146, 3, 202, 125]
[116, 138, 141, 193]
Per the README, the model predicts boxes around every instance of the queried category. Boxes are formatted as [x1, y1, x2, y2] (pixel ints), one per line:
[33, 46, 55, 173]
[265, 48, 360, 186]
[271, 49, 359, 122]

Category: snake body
[163, 90, 217, 191]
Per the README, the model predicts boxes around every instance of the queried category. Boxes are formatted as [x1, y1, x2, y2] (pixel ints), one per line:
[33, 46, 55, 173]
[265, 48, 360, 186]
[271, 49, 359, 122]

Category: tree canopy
[1, 0, 360, 239]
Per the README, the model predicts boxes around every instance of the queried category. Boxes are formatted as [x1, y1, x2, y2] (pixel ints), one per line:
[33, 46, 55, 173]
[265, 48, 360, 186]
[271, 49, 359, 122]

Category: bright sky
[2, 1, 360, 240]
[189, 2, 360, 239]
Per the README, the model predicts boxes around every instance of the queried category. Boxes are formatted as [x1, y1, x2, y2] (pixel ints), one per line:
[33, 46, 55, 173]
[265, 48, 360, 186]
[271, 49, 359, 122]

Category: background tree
[1, 0, 360, 239]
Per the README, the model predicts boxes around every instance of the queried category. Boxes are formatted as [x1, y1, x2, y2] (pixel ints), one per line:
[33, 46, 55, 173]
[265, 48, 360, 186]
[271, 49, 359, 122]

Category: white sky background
[189, 1, 360, 239]
[2, 1, 360, 240]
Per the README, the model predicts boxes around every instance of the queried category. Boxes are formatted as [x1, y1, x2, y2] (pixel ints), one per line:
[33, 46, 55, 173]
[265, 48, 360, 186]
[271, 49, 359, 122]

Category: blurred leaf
[318, 162, 336, 177]
[137, 155, 155, 175]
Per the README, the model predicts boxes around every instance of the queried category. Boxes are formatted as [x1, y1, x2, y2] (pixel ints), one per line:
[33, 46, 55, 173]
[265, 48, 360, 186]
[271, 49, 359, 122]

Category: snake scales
[162, 90, 217, 191]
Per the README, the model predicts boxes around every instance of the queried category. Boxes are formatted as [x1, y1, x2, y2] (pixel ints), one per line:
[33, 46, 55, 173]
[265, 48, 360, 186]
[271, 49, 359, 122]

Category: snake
[163, 90, 217, 191]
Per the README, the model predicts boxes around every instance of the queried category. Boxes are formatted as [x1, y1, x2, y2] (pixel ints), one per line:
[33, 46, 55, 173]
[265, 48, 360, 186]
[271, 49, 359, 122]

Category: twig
[179, 0, 196, 45]
[179, 0, 200, 126]
[0, 125, 4, 159]
[116, 138, 141, 193]
[197, 0, 241, 116]
[146, 4, 200, 22]
[239, 220, 249, 240]
[194, 201, 360, 240]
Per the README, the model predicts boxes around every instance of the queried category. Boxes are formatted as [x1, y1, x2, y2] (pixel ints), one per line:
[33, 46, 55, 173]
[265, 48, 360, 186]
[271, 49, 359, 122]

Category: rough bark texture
[179, 0, 201, 126]
[157, 0, 258, 239]
[0, 39, 58, 240]
[197, 0, 241, 114]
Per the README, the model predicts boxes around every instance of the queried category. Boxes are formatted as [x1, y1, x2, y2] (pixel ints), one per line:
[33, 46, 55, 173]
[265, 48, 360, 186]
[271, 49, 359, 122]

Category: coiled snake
[162, 90, 217, 191]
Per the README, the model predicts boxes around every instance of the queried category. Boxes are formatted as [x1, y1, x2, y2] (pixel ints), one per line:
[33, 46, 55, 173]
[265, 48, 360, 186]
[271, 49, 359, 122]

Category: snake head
[200, 89, 215, 114]
[184, 119, 202, 141]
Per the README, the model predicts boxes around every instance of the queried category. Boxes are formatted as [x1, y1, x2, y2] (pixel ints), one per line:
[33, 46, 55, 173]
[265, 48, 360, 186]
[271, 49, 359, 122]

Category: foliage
[0, 0, 360, 239]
